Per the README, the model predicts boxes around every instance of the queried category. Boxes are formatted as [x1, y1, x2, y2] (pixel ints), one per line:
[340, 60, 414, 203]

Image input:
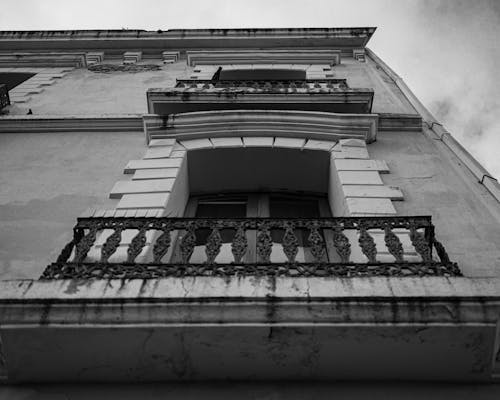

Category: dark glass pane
[269, 195, 320, 218]
[195, 198, 247, 244]
[269, 195, 320, 244]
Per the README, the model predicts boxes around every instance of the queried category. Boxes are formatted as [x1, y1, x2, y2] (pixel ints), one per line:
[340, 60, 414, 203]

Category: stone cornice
[0, 28, 376, 40]
[0, 277, 499, 327]
[0, 28, 376, 53]
[0, 115, 143, 133]
[142, 110, 378, 143]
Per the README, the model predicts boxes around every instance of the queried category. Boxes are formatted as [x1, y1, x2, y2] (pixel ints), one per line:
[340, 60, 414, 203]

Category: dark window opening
[213, 67, 306, 81]
[0, 73, 35, 91]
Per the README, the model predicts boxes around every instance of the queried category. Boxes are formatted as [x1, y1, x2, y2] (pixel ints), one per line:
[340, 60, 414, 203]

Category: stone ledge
[116, 193, 170, 209]
[110, 179, 175, 199]
[0, 277, 498, 325]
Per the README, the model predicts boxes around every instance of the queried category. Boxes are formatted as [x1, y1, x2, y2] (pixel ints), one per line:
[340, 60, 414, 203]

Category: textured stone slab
[124, 158, 183, 173]
[342, 185, 403, 200]
[132, 168, 179, 180]
[10, 88, 43, 94]
[110, 179, 175, 198]
[338, 171, 383, 185]
[149, 139, 176, 147]
[334, 159, 389, 173]
[339, 138, 366, 148]
[116, 193, 170, 209]
[169, 150, 187, 158]
[273, 137, 306, 149]
[333, 146, 370, 159]
[210, 137, 243, 148]
[243, 137, 274, 147]
[180, 138, 213, 150]
[173, 142, 186, 150]
[303, 139, 336, 151]
[346, 198, 397, 215]
[144, 146, 173, 159]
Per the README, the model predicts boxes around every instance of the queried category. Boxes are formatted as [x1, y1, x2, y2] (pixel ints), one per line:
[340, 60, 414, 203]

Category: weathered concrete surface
[0, 131, 145, 279]
[1, 325, 496, 382]
[370, 130, 500, 277]
[5, 61, 190, 116]
[0, 383, 498, 400]
[4, 58, 417, 116]
[0, 277, 498, 382]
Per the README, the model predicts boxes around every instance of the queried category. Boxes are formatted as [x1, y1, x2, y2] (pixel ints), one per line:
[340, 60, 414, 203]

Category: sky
[1, 0, 499, 179]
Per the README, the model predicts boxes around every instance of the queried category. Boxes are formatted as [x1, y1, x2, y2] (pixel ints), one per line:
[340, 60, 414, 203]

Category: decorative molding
[0, 52, 86, 68]
[123, 51, 142, 64]
[378, 113, 422, 132]
[85, 51, 104, 65]
[162, 51, 180, 63]
[0, 115, 143, 133]
[353, 48, 366, 62]
[142, 110, 378, 143]
[187, 49, 342, 66]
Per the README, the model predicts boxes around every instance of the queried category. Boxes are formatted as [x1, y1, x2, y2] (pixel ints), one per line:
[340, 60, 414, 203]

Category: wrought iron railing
[175, 79, 349, 91]
[0, 84, 10, 110]
[41, 216, 461, 279]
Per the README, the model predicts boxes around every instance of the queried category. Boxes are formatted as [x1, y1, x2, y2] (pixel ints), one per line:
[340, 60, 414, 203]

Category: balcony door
[183, 193, 330, 263]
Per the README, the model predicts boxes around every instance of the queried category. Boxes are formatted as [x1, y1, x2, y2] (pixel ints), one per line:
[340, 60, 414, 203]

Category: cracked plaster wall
[369, 130, 500, 277]
[4, 57, 417, 116]
[0, 131, 145, 279]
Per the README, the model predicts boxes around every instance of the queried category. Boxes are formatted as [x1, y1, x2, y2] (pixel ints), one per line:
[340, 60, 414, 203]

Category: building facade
[0, 28, 499, 396]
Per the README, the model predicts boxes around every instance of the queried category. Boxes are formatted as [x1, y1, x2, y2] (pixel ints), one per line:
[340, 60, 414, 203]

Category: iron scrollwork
[41, 215, 461, 279]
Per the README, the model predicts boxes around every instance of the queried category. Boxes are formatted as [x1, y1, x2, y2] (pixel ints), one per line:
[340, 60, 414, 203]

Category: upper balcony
[147, 78, 374, 115]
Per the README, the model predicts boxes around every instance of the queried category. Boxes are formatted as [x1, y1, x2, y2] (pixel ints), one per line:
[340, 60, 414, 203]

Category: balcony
[147, 79, 374, 115]
[0, 83, 10, 110]
[41, 215, 460, 280]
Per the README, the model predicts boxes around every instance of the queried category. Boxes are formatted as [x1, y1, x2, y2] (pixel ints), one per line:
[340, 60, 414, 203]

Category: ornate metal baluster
[56, 233, 78, 263]
[205, 224, 222, 264]
[257, 222, 272, 263]
[152, 225, 172, 263]
[409, 225, 432, 262]
[74, 226, 99, 263]
[358, 226, 377, 263]
[308, 222, 325, 263]
[101, 226, 123, 263]
[384, 225, 404, 262]
[332, 228, 351, 263]
[282, 222, 298, 263]
[433, 239, 450, 264]
[231, 224, 247, 263]
[127, 226, 148, 263]
[179, 223, 197, 263]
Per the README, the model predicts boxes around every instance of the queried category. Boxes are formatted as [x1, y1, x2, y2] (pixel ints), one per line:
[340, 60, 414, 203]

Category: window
[177, 192, 330, 263]
[214, 67, 306, 81]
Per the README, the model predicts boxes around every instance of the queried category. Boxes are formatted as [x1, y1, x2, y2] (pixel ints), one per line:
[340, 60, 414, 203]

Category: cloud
[395, 0, 500, 179]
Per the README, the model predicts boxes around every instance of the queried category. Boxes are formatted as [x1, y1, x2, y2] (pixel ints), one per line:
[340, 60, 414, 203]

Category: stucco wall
[1, 128, 499, 279]
[0, 131, 144, 279]
[4, 57, 417, 116]
[371, 130, 500, 277]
